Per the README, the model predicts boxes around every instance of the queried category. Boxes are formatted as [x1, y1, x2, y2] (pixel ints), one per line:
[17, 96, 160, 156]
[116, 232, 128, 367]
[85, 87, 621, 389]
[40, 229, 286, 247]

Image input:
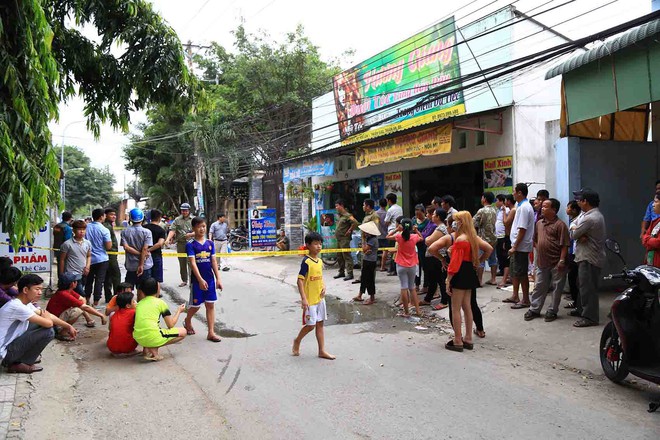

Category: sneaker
[544, 311, 558, 322]
[524, 310, 541, 321]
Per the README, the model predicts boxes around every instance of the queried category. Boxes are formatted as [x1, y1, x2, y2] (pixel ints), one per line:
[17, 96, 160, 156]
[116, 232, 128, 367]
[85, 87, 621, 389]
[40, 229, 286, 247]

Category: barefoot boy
[133, 278, 186, 361]
[183, 217, 223, 343]
[292, 232, 335, 360]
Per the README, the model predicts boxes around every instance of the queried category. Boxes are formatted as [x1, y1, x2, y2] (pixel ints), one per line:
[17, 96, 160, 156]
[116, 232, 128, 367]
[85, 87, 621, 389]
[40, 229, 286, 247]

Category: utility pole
[184, 41, 206, 218]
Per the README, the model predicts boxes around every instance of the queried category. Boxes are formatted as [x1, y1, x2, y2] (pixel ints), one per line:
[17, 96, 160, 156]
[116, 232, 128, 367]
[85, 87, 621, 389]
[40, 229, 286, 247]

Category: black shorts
[450, 261, 480, 290]
[510, 251, 529, 278]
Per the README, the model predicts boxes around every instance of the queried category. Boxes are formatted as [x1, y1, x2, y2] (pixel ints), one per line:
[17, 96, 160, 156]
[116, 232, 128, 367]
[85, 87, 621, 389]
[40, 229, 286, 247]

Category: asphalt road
[22, 254, 660, 439]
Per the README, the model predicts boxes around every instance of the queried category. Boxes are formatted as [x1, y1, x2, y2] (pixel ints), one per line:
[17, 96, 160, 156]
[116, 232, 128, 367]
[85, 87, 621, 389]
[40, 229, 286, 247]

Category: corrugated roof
[545, 18, 660, 79]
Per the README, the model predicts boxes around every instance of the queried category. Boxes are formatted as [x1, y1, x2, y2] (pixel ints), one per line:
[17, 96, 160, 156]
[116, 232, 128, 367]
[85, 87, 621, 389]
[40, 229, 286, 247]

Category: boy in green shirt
[133, 278, 186, 361]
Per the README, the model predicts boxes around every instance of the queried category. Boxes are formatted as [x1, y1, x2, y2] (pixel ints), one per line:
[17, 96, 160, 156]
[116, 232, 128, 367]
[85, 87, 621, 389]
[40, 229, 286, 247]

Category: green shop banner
[333, 16, 465, 144]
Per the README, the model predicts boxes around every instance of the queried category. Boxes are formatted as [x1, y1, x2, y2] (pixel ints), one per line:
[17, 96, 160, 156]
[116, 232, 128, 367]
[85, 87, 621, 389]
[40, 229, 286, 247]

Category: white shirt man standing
[209, 213, 230, 271]
[506, 183, 535, 309]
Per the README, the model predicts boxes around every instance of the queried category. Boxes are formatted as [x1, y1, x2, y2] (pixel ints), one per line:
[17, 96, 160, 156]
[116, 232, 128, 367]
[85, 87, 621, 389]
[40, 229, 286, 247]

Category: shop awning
[546, 18, 660, 136]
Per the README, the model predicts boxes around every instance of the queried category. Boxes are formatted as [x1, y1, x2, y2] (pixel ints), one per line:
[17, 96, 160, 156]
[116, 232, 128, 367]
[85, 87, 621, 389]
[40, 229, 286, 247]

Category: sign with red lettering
[0, 222, 51, 273]
[483, 156, 513, 195]
[333, 16, 464, 145]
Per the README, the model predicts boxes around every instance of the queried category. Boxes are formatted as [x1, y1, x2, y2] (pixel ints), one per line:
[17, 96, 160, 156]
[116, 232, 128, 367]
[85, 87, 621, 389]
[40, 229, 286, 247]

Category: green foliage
[126, 24, 341, 214]
[0, 0, 191, 245]
[303, 216, 318, 233]
[61, 146, 116, 217]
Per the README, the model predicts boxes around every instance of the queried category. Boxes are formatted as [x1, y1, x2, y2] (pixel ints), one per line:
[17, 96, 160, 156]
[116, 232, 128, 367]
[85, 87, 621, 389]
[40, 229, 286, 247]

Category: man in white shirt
[383, 193, 403, 275]
[209, 213, 230, 271]
[505, 183, 535, 309]
[0, 274, 77, 373]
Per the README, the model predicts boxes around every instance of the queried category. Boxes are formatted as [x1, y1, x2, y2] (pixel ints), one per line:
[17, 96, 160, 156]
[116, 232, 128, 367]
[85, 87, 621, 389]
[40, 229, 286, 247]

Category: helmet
[129, 208, 144, 223]
[180, 203, 191, 210]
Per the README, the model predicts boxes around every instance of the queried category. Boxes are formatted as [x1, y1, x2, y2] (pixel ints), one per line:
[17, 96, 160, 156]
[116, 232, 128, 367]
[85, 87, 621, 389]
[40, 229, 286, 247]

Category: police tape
[0, 242, 396, 258]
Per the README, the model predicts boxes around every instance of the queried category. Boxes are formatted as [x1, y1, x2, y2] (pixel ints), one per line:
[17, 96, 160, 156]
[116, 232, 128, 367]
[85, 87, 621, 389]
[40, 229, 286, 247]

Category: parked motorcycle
[229, 226, 249, 252]
[600, 239, 660, 412]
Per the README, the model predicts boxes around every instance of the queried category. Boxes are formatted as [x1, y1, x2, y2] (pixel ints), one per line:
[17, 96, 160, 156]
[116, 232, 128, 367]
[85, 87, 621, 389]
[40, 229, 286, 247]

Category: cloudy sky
[49, 0, 651, 190]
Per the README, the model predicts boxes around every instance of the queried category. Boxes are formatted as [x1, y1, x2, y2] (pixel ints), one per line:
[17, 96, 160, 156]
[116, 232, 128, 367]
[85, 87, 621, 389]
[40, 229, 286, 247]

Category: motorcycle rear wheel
[600, 321, 629, 383]
[230, 240, 244, 252]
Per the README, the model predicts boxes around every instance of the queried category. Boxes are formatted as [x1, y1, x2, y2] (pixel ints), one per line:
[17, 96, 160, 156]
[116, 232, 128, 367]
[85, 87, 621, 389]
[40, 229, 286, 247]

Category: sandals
[433, 303, 448, 311]
[207, 335, 222, 343]
[573, 318, 598, 328]
[55, 333, 75, 342]
[363, 298, 375, 305]
[502, 297, 518, 303]
[511, 302, 530, 309]
[564, 301, 576, 309]
[474, 329, 486, 338]
[462, 339, 474, 350]
[85, 321, 96, 328]
[184, 322, 196, 335]
[445, 340, 464, 352]
[352, 296, 364, 302]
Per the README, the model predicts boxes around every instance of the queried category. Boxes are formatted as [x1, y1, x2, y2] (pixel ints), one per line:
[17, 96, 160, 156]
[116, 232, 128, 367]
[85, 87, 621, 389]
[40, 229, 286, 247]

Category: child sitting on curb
[133, 278, 186, 361]
[107, 291, 139, 357]
[46, 272, 107, 341]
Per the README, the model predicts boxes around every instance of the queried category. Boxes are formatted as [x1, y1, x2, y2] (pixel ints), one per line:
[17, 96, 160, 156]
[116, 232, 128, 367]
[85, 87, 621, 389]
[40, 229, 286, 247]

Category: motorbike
[600, 239, 660, 412]
[228, 226, 249, 251]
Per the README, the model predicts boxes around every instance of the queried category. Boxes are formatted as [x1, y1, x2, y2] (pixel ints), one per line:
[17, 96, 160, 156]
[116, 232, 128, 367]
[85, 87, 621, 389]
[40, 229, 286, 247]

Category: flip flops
[85, 321, 96, 328]
[502, 297, 518, 303]
[184, 322, 196, 335]
[352, 296, 364, 302]
[511, 303, 530, 309]
[474, 329, 486, 338]
[207, 335, 222, 343]
[433, 303, 448, 310]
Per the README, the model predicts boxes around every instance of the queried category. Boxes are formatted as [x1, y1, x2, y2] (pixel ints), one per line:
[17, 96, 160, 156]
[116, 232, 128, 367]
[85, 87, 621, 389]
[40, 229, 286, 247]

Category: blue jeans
[125, 268, 153, 288]
[151, 255, 163, 282]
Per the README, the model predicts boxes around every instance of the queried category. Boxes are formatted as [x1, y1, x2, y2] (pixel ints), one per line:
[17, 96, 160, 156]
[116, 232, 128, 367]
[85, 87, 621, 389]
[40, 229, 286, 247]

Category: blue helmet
[129, 208, 144, 223]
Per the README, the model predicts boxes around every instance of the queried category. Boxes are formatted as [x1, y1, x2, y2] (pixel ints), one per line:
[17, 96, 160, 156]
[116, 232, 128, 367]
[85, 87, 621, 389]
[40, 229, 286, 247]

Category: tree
[0, 0, 191, 244]
[61, 146, 116, 217]
[125, 24, 341, 216]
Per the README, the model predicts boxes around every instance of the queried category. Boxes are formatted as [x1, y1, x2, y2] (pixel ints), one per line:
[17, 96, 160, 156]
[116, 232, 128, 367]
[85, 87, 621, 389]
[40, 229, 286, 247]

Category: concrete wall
[559, 138, 660, 276]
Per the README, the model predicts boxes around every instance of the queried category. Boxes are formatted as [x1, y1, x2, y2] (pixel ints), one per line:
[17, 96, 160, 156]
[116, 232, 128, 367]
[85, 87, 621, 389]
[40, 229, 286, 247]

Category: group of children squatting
[47, 216, 223, 361]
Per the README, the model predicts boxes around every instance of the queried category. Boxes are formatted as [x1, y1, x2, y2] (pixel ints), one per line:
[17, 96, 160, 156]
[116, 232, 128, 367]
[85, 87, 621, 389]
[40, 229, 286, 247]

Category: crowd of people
[0, 203, 227, 373]
[323, 182, 617, 352]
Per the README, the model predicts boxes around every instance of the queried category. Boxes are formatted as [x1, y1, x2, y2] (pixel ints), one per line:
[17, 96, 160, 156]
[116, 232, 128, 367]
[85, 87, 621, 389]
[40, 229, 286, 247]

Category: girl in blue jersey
[184, 217, 223, 342]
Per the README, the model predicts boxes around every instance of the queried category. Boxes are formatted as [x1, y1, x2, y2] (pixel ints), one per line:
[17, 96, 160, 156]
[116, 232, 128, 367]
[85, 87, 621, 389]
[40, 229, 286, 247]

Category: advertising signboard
[0, 222, 51, 273]
[283, 158, 335, 183]
[384, 172, 403, 207]
[333, 16, 464, 144]
[249, 208, 277, 247]
[483, 156, 513, 194]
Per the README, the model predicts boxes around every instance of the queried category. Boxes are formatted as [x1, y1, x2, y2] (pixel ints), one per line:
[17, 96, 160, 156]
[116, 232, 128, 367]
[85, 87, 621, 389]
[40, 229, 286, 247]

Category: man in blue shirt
[641, 180, 660, 239]
[84, 208, 112, 306]
[53, 212, 73, 278]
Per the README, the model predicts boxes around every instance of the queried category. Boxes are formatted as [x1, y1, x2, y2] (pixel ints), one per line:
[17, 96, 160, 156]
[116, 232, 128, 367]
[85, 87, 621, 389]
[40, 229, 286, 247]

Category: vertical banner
[316, 209, 338, 251]
[370, 174, 384, 200]
[483, 156, 513, 194]
[384, 172, 403, 206]
[249, 208, 277, 247]
[0, 222, 51, 273]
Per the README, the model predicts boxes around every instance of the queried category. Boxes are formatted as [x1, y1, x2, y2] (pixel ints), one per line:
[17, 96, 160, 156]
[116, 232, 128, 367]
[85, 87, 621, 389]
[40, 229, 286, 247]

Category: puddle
[161, 285, 255, 338]
[324, 296, 397, 325]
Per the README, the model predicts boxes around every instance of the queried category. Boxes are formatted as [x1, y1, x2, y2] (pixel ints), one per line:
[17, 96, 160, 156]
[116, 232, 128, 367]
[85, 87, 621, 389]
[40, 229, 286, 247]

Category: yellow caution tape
[0, 242, 395, 258]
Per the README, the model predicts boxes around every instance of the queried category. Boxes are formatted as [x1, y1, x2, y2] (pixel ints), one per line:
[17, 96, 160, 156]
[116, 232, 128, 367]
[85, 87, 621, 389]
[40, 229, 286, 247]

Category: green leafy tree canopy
[0, 0, 191, 244]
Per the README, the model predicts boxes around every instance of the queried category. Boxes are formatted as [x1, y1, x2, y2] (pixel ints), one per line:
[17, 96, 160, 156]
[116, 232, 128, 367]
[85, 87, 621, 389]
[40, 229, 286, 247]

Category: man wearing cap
[352, 199, 380, 285]
[46, 272, 107, 338]
[166, 203, 194, 287]
[570, 188, 606, 327]
[121, 208, 154, 287]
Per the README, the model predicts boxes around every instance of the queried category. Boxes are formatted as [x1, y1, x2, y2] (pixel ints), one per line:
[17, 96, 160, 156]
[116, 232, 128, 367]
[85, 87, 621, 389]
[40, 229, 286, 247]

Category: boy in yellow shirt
[292, 232, 335, 360]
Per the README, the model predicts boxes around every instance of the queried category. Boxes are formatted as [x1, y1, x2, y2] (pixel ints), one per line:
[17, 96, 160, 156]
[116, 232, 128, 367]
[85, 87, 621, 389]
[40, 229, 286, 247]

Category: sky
[49, 0, 652, 191]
